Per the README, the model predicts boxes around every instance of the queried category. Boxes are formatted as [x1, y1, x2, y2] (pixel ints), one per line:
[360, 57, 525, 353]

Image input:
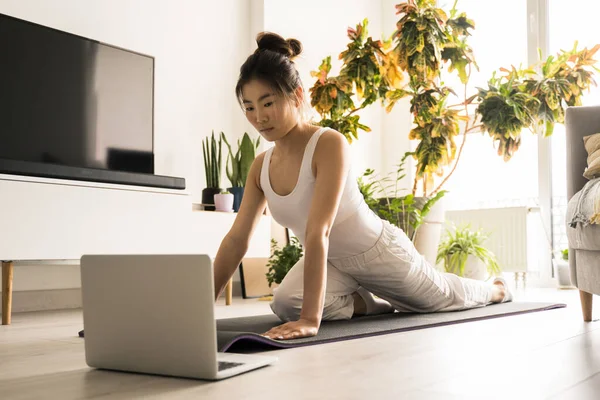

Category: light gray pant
[270, 220, 495, 322]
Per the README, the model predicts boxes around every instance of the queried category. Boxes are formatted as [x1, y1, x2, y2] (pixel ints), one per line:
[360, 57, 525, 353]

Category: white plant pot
[214, 193, 234, 212]
[553, 259, 575, 289]
[413, 196, 446, 269]
[463, 255, 488, 281]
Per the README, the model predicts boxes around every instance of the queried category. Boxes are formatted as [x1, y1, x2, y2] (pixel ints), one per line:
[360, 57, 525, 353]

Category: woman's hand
[262, 318, 320, 340]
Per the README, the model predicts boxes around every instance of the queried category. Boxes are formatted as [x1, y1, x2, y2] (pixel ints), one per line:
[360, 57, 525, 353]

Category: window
[437, 0, 535, 211]
[548, 0, 600, 253]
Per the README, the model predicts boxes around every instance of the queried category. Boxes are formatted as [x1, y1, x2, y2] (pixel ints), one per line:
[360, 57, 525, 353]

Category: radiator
[444, 207, 541, 273]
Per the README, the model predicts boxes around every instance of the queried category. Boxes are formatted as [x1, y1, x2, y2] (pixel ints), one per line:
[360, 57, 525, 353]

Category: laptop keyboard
[218, 361, 244, 371]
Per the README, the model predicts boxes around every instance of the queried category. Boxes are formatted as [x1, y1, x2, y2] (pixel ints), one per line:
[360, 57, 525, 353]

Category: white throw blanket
[570, 177, 600, 227]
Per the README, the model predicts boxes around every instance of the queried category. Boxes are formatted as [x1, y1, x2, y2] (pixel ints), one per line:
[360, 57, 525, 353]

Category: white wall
[0, 0, 414, 307]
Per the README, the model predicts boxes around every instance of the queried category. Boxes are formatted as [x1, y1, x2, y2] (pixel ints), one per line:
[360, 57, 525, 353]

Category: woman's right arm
[213, 152, 268, 301]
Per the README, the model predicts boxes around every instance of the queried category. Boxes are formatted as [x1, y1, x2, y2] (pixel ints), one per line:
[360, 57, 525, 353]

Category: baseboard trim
[1, 282, 243, 314]
[0, 288, 82, 313]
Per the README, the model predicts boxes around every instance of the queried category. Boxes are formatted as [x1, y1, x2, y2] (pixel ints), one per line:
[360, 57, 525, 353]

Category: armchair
[565, 105, 600, 321]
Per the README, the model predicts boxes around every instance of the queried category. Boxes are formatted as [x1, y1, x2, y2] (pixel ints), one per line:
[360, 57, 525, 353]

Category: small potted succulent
[214, 190, 234, 213]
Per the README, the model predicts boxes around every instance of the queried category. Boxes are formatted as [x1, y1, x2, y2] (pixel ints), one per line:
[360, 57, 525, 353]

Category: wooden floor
[2, 288, 599, 400]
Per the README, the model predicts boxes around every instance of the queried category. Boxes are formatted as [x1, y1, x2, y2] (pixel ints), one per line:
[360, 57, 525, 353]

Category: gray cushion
[583, 133, 600, 179]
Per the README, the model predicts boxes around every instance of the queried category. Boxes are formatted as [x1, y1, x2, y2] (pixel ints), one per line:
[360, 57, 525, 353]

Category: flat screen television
[0, 13, 185, 189]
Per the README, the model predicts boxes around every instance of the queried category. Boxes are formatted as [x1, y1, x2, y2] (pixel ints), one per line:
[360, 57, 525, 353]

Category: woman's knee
[270, 288, 303, 322]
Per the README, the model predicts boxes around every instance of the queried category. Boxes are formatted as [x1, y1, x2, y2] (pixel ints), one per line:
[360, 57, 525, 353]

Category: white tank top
[260, 127, 383, 258]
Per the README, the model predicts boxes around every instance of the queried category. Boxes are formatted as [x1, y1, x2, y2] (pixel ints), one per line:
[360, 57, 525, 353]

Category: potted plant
[392, 1, 600, 195]
[214, 190, 234, 213]
[221, 132, 261, 212]
[553, 248, 574, 289]
[308, 1, 599, 197]
[436, 223, 501, 281]
[201, 131, 222, 211]
[358, 151, 446, 265]
[265, 237, 303, 288]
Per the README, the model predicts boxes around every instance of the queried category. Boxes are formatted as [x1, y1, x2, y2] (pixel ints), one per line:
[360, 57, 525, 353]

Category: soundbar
[0, 158, 186, 190]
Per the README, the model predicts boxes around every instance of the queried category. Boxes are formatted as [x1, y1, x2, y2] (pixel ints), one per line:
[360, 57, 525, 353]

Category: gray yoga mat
[217, 301, 566, 352]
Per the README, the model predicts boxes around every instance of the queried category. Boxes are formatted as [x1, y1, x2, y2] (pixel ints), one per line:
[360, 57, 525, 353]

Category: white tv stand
[0, 174, 271, 325]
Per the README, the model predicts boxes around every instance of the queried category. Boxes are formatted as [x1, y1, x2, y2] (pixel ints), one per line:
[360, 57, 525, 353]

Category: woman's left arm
[263, 131, 350, 340]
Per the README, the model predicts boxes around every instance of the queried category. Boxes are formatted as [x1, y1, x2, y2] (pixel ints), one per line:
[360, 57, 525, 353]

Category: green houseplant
[221, 132, 261, 212]
[266, 237, 303, 288]
[201, 131, 223, 211]
[436, 224, 501, 280]
[308, 0, 600, 197]
[391, 0, 599, 195]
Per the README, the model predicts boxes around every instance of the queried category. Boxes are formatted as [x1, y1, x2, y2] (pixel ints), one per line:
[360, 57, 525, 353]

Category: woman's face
[241, 79, 300, 142]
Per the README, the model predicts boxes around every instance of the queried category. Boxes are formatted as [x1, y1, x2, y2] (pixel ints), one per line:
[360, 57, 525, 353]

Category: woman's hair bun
[286, 38, 302, 58]
[256, 32, 303, 59]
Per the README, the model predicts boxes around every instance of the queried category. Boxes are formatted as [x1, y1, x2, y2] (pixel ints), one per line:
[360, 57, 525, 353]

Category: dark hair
[235, 32, 304, 107]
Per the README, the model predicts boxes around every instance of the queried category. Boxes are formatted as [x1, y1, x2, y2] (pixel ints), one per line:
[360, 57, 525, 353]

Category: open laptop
[80, 254, 277, 380]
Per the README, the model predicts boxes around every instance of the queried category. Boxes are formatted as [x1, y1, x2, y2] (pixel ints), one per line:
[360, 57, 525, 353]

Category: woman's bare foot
[491, 280, 507, 303]
[352, 292, 367, 315]
[491, 277, 513, 303]
[352, 287, 395, 316]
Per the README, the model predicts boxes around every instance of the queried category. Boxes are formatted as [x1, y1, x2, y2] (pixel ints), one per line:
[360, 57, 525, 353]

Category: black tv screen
[0, 13, 184, 189]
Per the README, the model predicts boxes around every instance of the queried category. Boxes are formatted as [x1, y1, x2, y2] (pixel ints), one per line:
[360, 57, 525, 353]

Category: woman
[213, 32, 512, 341]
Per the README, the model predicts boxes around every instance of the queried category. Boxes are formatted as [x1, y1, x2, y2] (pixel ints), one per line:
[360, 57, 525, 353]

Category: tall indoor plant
[308, 0, 600, 197]
[221, 132, 261, 212]
[305, 1, 598, 266]
[201, 131, 223, 211]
